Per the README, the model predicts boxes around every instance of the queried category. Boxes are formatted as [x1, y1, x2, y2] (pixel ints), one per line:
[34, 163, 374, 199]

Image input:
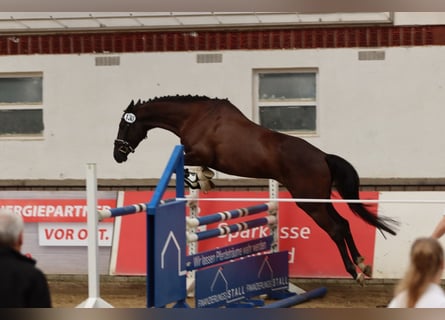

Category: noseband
[115, 112, 137, 156]
[114, 138, 135, 155]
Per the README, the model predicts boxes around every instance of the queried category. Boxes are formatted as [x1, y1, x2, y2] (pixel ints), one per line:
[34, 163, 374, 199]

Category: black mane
[125, 95, 228, 112]
[149, 95, 215, 103]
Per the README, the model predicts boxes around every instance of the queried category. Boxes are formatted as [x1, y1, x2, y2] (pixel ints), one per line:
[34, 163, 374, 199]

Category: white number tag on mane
[123, 113, 136, 123]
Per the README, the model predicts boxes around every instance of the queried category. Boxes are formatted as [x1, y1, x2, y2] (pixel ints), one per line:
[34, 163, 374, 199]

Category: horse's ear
[129, 100, 135, 107]
[137, 99, 141, 105]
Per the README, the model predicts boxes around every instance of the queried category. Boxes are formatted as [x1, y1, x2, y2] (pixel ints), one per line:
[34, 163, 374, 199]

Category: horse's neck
[140, 102, 196, 136]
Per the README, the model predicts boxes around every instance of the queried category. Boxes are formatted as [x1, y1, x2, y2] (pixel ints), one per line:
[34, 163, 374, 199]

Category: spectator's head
[0, 208, 24, 251]
[410, 237, 444, 279]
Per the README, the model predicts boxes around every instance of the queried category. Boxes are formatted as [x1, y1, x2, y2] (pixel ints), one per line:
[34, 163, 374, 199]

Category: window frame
[0, 72, 44, 140]
[253, 68, 319, 136]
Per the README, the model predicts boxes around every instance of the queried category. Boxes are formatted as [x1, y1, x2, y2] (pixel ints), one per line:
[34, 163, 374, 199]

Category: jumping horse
[113, 95, 397, 285]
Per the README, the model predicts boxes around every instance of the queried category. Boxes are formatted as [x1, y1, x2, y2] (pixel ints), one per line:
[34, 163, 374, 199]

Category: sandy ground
[48, 275, 395, 308]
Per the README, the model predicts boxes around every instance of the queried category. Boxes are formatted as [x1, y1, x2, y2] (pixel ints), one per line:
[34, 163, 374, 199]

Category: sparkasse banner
[111, 190, 378, 278]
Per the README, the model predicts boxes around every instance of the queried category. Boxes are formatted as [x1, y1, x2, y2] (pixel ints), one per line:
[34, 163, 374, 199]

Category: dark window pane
[259, 105, 316, 132]
[0, 77, 43, 103]
[259, 73, 316, 100]
[0, 109, 44, 134]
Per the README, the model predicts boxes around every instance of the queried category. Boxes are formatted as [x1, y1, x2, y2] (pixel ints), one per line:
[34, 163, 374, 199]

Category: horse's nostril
[113, 149, 126, 163]
[114, 154, 125, 163]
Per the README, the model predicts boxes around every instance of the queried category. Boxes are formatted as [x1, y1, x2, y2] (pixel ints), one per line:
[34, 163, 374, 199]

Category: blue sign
[195, 251, 289, 308]
[152, 200, 187, 307]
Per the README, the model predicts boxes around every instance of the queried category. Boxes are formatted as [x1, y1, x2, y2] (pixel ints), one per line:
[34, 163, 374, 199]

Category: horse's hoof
[201, 168, 215, 179]
[356, 257, 372, 277]
[356, 273, 366, 286]
[199, 180, 214, 193]
[184, 172, 200, 189]
[363, 265, 372, 277]
[197, 172, 214, 181]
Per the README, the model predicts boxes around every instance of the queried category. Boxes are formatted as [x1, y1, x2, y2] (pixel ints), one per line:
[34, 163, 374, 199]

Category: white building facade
[1, 12, 445, 184]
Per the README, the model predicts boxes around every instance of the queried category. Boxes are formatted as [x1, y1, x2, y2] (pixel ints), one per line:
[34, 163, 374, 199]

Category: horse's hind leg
[326, 203, 372, 278]
[298, 203, 360, 282]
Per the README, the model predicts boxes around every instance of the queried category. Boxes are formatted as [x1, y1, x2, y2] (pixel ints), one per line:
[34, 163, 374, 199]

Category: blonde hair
[0, 208, 24, 248]
[394, 237, 444, 307]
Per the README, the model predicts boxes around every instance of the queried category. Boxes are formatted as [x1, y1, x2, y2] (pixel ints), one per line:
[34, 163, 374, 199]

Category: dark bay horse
[113, 95, 397, 284]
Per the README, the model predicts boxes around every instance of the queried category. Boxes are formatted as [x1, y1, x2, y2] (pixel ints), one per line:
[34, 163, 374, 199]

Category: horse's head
[113, 100, 147, 163]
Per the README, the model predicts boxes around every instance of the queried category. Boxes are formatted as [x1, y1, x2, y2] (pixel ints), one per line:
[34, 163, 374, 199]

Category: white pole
[77, 163, 113, 308]
[268, 179, 306, 295]
[186, 187, 199, 297]
[269, 179, 279, 253]
[86, 163, 100, 299]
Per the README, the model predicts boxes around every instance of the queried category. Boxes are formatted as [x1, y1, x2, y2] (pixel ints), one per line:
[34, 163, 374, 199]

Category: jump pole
[77, 163, 113, 308]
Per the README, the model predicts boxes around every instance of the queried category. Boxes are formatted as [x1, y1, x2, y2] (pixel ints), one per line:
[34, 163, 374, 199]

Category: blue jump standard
[261, 287, 328, 308]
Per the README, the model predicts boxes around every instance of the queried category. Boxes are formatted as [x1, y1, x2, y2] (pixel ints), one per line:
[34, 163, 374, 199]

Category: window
[254, 70, 317, 134]
[0, 73, 43, 137]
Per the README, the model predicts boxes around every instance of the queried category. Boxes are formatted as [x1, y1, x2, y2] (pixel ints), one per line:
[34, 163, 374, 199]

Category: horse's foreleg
[196, 167, 215, 192]
[184, 168, 200, 189]
[184, 166, 215, 192]
[194, 167, 215, 180]
[183, 147, 212, 168]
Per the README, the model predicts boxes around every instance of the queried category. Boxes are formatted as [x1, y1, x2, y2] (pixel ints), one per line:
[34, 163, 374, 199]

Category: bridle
[114, 112, 137, 156]
[114, 138, 134, 155]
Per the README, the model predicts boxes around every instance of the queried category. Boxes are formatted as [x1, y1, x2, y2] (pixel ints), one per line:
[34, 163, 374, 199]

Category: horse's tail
[325, 154, 398, 236]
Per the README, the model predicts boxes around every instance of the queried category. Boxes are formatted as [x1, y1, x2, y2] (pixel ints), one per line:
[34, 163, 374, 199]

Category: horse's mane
[126, 95, 229, 112]
[149, 95, 216, 103]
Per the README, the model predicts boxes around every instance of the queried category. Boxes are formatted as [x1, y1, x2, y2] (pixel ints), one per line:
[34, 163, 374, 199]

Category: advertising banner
[38, 222, 113, 246]
[0, 191, 117, 274]
[0, 195, 116, 247]
[0, 199, 113, 223]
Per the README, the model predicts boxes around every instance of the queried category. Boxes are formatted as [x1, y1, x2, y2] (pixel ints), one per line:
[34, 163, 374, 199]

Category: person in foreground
[388, 237, 445, 308]
[0, 208, 52, 307]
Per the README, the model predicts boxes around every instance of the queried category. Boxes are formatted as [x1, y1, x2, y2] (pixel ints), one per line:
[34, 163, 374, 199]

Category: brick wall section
[1, 178, 445, 192]
[1, 25, 445, 55]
